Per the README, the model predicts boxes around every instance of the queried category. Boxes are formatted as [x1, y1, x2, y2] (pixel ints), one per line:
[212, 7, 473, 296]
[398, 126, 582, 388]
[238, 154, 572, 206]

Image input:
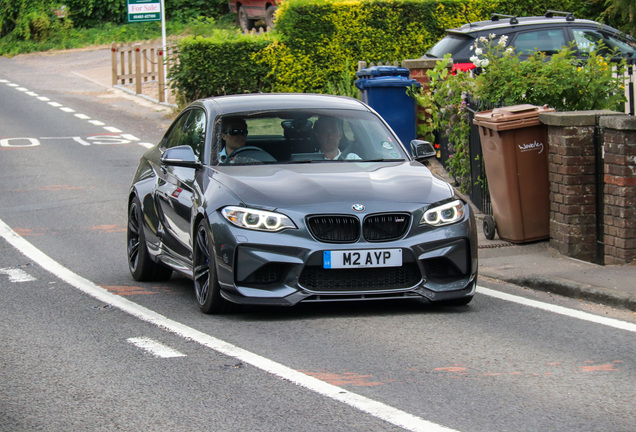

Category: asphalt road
[1, 52, 635, 432]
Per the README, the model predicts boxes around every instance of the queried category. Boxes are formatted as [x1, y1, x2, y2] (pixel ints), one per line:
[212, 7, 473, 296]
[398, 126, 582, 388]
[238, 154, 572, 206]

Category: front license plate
[323, 249, 402, 269]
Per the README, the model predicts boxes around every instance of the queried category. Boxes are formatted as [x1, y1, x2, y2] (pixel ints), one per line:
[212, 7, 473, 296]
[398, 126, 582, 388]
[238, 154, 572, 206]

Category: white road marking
[0, 217, 458, 432]
[89, 120, 105, 126]
[0, 267, 36, 283]
[16, 87, 28, 92]
[37, 96, 50, 101]
[477, 286, 636, 333]
[60, 107, 75, 113]
[121, 134, 140, 141]
[139, 143, 154, 149]
[74, 114, 91, 120]
[127, 337, 186, 358]
[72, 137, 92, 146]
[48, 102, 63, 107]
[104, 126, 122, 133]
[26, 91, 38, 96]
[7, 83, 18, 87]
[0, 79, 8, 83]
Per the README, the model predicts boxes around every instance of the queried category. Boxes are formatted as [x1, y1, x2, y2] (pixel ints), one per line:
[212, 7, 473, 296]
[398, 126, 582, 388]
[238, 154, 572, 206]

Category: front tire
[238, 7, 254, 32]
[193, 220, 230, 314]
[265, 6, 277, 29]
[127, 196, 172, 281]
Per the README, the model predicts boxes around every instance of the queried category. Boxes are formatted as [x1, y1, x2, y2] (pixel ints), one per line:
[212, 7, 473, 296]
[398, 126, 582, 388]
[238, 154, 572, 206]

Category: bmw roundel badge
[352, 204, 365, 212]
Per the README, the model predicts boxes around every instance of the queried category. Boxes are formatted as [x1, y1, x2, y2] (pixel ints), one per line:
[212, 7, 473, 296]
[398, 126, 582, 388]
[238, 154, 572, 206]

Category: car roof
[197, 93, 372, 115]
[447, 15, 614, 36]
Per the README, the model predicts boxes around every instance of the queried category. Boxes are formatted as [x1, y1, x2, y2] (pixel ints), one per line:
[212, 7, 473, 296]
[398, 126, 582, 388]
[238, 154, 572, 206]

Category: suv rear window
[427, 34, 472, 58]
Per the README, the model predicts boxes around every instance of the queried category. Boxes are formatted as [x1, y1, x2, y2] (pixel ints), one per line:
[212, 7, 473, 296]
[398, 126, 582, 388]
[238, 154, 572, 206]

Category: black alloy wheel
[193, 220, 230, 314]
[127, 196, 172, 281]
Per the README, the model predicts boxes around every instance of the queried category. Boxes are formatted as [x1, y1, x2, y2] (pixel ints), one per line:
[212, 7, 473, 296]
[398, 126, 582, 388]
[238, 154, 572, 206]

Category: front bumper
[211, 207, 478, 306]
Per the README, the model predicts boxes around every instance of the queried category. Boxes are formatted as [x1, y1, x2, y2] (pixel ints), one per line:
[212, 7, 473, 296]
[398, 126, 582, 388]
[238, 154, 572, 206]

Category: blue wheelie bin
[355, 66, 420, 152]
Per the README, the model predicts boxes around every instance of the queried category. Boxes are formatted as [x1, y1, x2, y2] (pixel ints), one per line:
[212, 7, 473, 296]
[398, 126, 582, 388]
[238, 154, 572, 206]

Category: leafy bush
[411, 37, 628, 192]
[259, 0, 495, 94]
[169, 31, 276, 102]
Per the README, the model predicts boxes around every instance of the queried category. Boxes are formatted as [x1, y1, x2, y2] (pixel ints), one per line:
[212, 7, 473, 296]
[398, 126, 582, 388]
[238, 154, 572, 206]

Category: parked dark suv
[424, 11, 636, 72]
[230, 0, 279, 32]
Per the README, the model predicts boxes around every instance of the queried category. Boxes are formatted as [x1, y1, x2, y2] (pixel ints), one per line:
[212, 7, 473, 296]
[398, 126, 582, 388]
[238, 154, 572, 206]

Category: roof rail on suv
[490, 14, 518, 25]
[545, 10, 575, 21]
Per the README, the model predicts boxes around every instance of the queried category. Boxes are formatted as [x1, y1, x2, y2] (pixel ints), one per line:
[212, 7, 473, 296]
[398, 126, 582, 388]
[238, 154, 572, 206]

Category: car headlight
[222, 206, 296, 232]
[420, 200, 465, 227]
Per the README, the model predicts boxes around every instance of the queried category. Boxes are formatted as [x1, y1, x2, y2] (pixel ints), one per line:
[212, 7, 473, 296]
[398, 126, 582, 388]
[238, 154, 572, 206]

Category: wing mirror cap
[161, 145, 202, 168]
[410, 140, 436, 161]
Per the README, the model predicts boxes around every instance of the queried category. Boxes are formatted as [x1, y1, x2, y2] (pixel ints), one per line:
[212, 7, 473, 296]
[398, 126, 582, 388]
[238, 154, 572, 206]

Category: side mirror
[410, 140, 436, 161]
[161, 145, 202, 169]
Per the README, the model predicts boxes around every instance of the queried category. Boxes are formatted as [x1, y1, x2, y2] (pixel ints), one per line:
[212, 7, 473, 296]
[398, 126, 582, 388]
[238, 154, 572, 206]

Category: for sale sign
[127, 0, 161, 22]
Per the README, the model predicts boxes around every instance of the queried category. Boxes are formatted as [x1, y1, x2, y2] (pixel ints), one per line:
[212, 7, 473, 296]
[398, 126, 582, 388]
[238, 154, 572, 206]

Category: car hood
[211, 162, 453, 211]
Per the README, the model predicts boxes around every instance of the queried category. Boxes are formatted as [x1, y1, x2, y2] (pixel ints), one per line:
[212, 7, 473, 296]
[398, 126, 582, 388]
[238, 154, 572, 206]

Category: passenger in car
[313, 116, 361, 160]
[220, 117, 248, 163]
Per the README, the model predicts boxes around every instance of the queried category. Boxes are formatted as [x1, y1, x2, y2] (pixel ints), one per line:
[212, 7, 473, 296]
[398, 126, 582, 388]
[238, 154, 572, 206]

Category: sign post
[126, 0, 168, 103]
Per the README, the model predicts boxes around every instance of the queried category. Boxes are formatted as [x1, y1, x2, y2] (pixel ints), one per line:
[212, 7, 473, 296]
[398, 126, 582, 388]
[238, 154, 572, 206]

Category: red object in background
[451, 63, 476, 73]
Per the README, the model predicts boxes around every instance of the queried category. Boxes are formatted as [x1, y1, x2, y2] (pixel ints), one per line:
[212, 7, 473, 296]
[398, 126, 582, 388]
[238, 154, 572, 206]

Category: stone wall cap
[402, 58, 447, 69]
[599, 114, 636, 130]
[539, 110, 622, 126]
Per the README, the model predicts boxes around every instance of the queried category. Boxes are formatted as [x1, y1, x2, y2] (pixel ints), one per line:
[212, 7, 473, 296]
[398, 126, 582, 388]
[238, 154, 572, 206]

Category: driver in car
[220, 117, 248, 163]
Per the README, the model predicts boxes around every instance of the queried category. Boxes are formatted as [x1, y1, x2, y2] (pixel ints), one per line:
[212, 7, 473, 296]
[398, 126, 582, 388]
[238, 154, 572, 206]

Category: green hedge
[169, 0, 611, 101]
[169, 31, 276, 102]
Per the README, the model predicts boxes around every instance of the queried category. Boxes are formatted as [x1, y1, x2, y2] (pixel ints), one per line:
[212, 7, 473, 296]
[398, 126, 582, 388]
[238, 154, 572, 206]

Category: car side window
[163, 112, 190, 150]
[180, 108, 206, 161]
[573, 28, 636, 57]
[512, 29, 566, 55]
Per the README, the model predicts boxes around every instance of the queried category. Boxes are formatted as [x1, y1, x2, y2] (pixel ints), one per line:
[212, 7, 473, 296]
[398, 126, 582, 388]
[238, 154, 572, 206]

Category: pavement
[7, 47, 636, 312]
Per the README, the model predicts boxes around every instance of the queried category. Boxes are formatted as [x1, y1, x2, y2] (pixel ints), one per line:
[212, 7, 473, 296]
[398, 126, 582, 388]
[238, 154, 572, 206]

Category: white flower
[498, 35, 508, 47]
[475, 48, 483, 55]
[479, 36, 488, 43]
[469, 55, 480, 64]
[489, 33, 496, 39]
[505, 47, 514, 54]
[480, 58, 490, 67]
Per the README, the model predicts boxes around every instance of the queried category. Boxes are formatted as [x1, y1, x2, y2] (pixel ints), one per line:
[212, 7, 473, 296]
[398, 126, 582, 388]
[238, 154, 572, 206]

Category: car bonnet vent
[307, 215, 360, 243]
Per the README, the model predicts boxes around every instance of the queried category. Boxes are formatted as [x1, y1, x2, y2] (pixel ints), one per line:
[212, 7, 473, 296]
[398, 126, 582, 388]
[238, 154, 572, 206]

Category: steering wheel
[225, 146, 276, 164]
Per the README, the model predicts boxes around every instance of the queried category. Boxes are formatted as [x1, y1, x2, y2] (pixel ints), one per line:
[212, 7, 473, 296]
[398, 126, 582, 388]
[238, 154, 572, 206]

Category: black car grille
[299, 263, 421, 291]
[364, 214, 410, 241]
[307, 213, 411, 243]
[307, 215, 360, 242]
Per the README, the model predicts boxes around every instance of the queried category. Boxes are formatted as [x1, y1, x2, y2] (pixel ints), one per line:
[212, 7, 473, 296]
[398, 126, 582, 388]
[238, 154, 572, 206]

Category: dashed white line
[139, 143, 155, 149]
[37, 96, 50, 101]
[127, 337, 186, 358]
[48, 102, 63, 107]
[74, 114, 91, 120]
[89, 120, 105, 126]
[16, 87, 28, 92]
[60, 107, 75, 113]
[7, 83, 18, 87]
[0, 267, 36, 283]
[104, 126, 122, 133]
[26, 91, 38, 96]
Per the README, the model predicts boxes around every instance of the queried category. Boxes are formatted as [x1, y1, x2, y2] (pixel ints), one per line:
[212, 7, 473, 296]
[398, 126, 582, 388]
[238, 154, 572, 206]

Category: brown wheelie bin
[473, 104, 555, 243]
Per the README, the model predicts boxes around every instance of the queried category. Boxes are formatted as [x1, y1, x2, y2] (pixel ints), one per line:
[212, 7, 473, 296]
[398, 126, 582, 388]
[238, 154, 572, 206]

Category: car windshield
[213, 109, 408, 165]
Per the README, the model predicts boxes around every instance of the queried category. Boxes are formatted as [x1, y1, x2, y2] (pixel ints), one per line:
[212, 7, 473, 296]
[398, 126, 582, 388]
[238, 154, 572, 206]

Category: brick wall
[599, 115, 636, 264]
[540, 112, 636, 265]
